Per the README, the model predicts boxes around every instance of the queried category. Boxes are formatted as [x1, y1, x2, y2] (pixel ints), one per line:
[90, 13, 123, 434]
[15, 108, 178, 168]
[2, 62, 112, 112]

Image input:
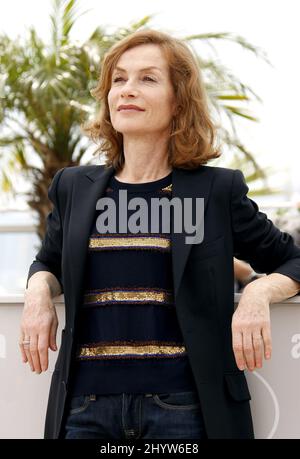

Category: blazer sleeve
[231, 169, 300, 283]
[26, 167, 66, 293]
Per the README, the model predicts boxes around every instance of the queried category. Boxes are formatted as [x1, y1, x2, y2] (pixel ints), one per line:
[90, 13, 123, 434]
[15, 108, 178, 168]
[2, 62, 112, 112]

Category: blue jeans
[62, 391, 208, 439]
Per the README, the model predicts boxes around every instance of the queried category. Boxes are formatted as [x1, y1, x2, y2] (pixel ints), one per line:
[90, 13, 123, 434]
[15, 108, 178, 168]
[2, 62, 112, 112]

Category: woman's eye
[113, 76, 156, 82]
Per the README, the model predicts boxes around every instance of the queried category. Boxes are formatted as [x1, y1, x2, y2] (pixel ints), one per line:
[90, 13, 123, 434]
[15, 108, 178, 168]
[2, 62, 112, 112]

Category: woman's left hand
[231, 286, 272, 371]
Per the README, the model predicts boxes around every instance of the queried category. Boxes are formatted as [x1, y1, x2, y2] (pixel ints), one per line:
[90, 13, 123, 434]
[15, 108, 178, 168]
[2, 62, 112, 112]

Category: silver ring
[22, 340, 30, 345]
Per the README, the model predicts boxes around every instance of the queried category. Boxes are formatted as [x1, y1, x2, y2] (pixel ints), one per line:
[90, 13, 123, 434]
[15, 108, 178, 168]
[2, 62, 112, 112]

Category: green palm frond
[0, 170, 13, 193]
[51, 0, 87, 49]
[183, 32, 272, 66]
[0, 135, 27, 146]
[12, 143, 30, 170]
[222, 106, 259, 122]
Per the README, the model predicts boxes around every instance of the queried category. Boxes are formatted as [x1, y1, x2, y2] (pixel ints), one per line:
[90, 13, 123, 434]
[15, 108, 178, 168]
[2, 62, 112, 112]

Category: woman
[21, 29, 300, 440]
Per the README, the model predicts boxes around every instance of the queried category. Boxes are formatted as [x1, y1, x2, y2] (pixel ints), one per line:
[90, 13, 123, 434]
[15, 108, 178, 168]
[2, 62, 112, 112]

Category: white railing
[0, 294, 300, 439]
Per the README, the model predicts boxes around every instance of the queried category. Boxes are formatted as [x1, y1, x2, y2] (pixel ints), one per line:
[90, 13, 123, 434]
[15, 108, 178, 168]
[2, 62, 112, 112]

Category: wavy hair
[81, 28, 222, 171]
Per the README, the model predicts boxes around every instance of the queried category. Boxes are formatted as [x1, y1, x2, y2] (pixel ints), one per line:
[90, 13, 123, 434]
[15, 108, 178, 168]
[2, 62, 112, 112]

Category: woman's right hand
[19, 287, 59, 373]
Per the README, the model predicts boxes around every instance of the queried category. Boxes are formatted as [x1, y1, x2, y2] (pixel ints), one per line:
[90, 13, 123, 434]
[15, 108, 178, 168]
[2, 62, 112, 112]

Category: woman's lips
[119, 108, 144, 112]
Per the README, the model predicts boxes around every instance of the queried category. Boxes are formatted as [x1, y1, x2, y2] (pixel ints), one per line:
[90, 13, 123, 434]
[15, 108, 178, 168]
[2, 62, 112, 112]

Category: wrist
[242, 275, 272, 302]
[25, 282, 52, 299]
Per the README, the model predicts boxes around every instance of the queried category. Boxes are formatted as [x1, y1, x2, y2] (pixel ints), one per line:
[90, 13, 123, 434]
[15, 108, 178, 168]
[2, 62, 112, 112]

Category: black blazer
[26, 164, 300, 439]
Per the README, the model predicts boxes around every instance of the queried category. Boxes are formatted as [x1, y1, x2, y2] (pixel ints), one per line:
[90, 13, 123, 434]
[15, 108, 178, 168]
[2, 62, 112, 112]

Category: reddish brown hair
[81, 28, 221, 171]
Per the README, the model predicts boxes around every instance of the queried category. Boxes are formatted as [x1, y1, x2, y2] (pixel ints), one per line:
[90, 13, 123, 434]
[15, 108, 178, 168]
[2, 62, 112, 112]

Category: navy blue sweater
[68, 171, 198, 395]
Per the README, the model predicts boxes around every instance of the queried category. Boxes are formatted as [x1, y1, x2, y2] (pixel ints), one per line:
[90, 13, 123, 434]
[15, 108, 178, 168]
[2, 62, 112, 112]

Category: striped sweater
[67, 171, 198, 395]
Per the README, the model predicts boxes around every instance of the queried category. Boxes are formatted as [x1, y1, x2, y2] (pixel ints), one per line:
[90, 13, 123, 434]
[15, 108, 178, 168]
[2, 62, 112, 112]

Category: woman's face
[108, 44, 177, 139]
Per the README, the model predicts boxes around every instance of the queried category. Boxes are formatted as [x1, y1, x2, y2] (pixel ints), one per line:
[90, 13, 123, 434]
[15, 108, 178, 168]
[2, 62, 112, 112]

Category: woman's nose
[121, 81, 138, 97]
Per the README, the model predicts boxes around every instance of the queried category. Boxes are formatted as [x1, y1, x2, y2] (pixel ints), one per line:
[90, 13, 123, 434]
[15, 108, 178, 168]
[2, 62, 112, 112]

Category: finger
[49, 321, 58, 352]
[232, 330, 245, 370]
[243, 331, 255, 371]
[252, 331, 263, 368]
[30, 335, 42, 373]
[38, 333, 49, 372]
[262, 325, 272, 360]
[19, 334, 28, 363]
[24, 340, 34, 371]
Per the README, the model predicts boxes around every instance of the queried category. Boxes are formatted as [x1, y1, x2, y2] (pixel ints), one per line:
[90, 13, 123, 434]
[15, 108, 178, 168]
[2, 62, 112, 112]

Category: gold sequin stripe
[76, 341, 187, 360]
[89, 235, 171, 251]
[83, 288, 174, 306]
[89, 233, 171, 239]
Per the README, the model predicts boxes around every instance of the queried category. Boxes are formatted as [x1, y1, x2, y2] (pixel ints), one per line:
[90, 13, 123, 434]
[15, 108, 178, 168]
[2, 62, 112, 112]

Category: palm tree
[0, 0, 275, 240]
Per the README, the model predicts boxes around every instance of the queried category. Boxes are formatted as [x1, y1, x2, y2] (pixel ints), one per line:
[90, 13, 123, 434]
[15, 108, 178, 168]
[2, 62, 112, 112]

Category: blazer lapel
[67, 164, 214, 314]
[171, 167, 213, 299]
[68, 165, 115, 312]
